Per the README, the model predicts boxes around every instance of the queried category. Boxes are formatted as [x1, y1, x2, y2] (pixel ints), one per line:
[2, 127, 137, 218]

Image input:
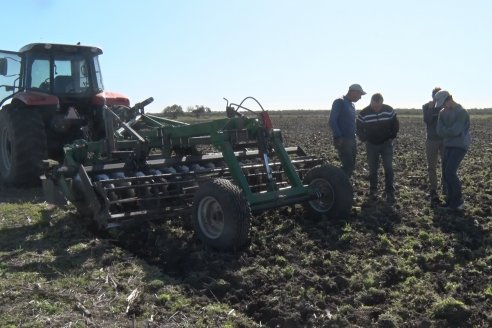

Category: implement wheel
[303, 164, 353, 219]
[192, 178, 251, 251]
[0, 108, 47, 186]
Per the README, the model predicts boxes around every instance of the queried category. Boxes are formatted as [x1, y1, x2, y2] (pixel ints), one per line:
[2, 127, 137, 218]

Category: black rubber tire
[192, 178, 251, 251]
[0, 108, 48, 186]
[303, 164, 353, 219]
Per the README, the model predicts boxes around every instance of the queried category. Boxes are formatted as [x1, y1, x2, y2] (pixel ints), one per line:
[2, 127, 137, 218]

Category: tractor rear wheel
[0, 108, 48, 186]
[192, 178, 251, 250]
[303, 164, 353, 219]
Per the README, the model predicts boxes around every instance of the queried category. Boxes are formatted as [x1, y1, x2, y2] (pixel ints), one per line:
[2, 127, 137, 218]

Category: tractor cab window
[25, 53, 92, 95]
[30, 57, 50, 91]
[0, 50, 21, 106]
[93, 56, 104, 91]
[53, 57, 90, 94]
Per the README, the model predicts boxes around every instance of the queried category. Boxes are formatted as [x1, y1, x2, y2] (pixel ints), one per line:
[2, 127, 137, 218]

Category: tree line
[162, 104, 211, 118]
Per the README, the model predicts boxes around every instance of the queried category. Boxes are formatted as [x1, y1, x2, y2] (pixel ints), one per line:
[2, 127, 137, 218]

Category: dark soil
[114, 113, 492, 327]
[1, 112, 491, 327]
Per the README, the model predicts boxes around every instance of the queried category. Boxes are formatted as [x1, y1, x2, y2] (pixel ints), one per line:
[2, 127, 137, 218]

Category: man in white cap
[328, 84, 366, 178]
[435, 90, 471, 211]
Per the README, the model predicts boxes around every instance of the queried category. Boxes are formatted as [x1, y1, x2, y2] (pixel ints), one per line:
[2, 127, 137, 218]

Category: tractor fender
[12, 91, 59, 106]
[92, 91, 130, 107]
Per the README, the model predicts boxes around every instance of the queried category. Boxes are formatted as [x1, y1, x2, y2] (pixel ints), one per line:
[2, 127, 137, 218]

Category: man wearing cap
[329, 84, 366, 178]
[435, 90, 471, 211]
[422, 87, 444, 204]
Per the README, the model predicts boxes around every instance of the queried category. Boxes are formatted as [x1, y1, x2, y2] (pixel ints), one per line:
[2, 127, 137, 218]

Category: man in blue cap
[329, 84, 366, 178]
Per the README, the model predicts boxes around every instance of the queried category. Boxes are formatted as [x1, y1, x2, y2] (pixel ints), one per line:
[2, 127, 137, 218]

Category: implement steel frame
[53, 109, 320, 224]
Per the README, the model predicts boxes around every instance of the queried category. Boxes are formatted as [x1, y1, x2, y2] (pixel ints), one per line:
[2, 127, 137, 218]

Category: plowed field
[1, 112, 491, 327]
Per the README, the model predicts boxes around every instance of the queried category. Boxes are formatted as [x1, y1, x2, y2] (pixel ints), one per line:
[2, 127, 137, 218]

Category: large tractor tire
[303, 164, 353, 219]
[192, 178, 251, 251]
[0, 108, 48, 186]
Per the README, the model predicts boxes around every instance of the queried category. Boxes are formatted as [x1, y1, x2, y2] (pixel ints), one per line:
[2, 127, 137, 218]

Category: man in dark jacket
[329, 83, 366, 178]
[356, 93, 399, 203]
[422, 87, 444, 203]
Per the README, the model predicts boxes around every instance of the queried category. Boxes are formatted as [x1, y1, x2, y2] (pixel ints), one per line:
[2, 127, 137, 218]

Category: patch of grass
[358, 287, 387, 305]
[300, 252, 317, 266]
[274, 255, 287, 266]
[390, 274, 439, 315]
[339, 223, 353, 242]
[196, 303, 252, 328]
[336, 304, 354, 316]
[147, 278, 166, 292]
[281, 265, 296, 279]
[484, 285, 492, 299]
[157, 292, 172, 303]
[322, 258, 332, 267]
[377, 312, 400, 328]
[0, 203, 45, 227]
[32, 299, 65, 315]
[362, 271, 377, 289]
[429, 233, 447, 248]
[202, 302, 231, 314]
[377, 234, 397, 254]
[418, 230, 430, 242]
[157, 289, 191, 312]
[444, 281, 460, 293]
[431, 297, 471, 322]
[345, 254, 360, 272]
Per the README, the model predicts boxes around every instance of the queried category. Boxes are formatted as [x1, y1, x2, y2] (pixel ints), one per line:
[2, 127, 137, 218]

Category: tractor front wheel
[0, 108, 47, 186]
[303, 164, 353, 219]
[192, 179, 251, 251]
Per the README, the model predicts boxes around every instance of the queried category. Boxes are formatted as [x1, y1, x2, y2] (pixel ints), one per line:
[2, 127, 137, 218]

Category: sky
[1, 0, 491, 112]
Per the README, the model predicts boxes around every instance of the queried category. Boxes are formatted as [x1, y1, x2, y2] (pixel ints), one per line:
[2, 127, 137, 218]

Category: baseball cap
[348, 84, 366, 95]
[434, 90, 450, 108]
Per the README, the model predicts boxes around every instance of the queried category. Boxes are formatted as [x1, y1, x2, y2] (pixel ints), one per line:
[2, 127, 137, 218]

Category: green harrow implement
[43, 97, 353, 250]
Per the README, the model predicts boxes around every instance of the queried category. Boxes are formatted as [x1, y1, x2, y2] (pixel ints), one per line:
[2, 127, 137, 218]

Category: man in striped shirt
[356, 93, 399, 203]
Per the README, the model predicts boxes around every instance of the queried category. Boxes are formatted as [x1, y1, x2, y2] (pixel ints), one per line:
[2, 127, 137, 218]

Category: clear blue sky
[1, 0, 491, 112]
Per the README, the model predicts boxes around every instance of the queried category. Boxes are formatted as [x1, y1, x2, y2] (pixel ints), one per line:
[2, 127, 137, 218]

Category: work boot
[367, 190, 378, 199]
[429, 190, 441, 205]
[385, 192, 396, 205]
[438, 200, 464, 212]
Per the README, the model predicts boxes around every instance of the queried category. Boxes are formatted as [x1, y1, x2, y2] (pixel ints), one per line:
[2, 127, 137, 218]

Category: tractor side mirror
[0, 58, 7, 76]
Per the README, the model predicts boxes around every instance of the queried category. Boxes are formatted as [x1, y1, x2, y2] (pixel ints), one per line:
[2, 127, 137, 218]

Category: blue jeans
[366, 141, 395, 194]
[335, 138, 357, 178]
[442, 147, 467, 207]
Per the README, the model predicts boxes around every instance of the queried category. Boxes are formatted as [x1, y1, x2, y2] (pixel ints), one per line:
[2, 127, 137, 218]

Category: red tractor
[0, 43, 131, 186]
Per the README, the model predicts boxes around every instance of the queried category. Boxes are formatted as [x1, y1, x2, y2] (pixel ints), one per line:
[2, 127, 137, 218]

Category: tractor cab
[0, 43, 104, 106]
[23, 45, 102, 96]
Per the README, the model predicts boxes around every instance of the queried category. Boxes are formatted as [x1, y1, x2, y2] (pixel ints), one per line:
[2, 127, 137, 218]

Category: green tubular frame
[55, 112, 318, 214]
